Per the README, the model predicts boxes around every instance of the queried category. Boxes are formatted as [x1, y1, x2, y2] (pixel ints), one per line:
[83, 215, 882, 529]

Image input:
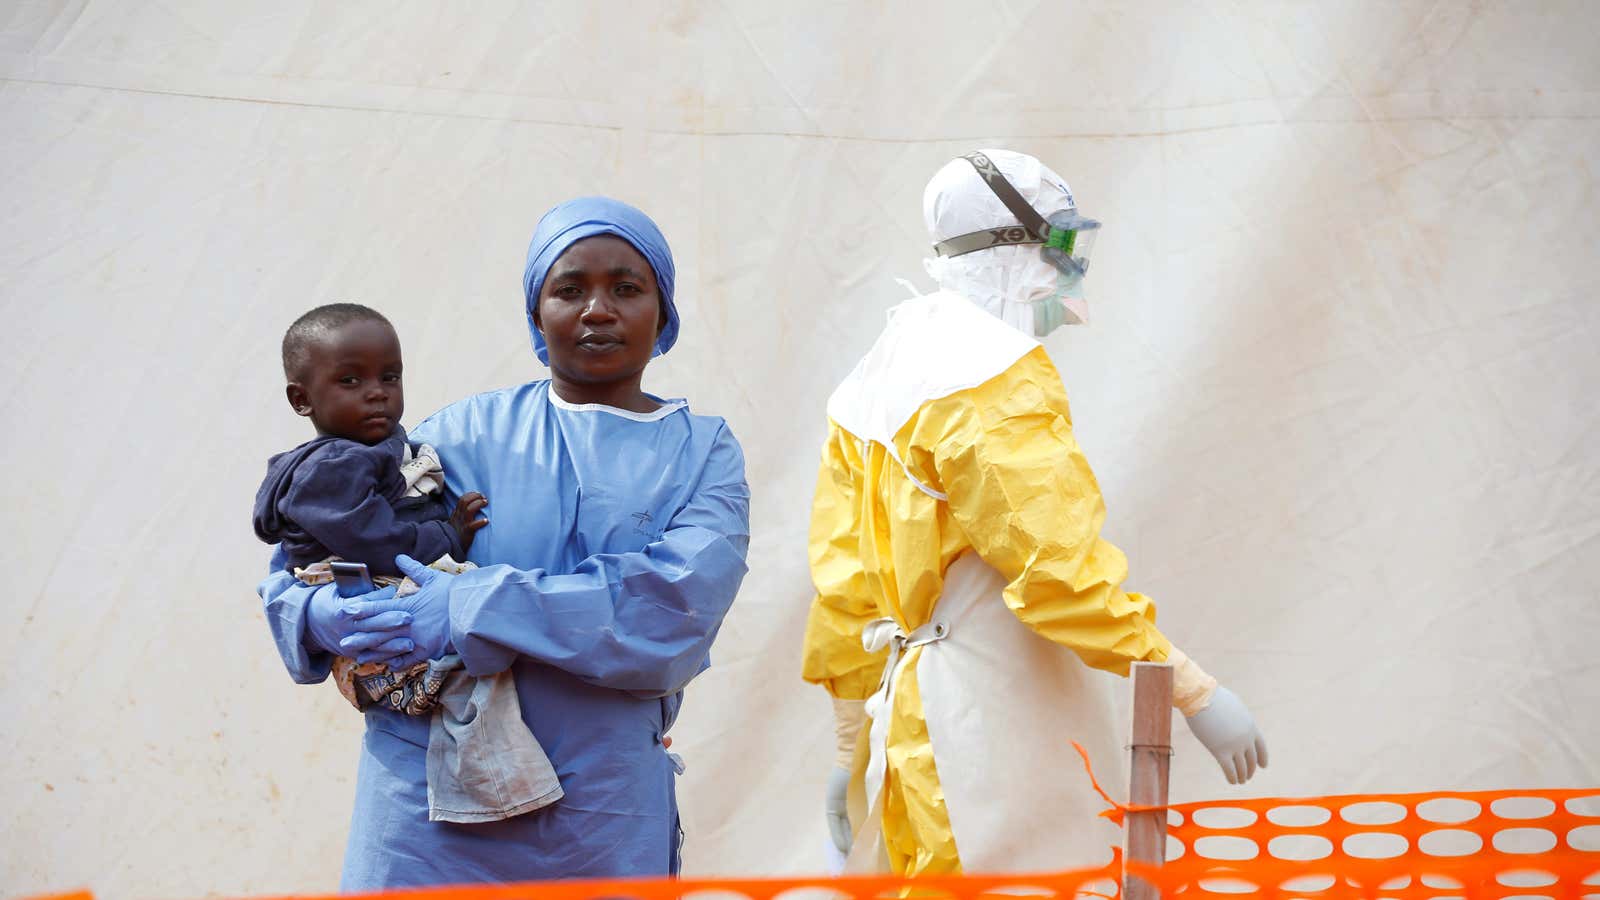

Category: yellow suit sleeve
[800, 423, 888, 700]
[917, 346, 1174, 676]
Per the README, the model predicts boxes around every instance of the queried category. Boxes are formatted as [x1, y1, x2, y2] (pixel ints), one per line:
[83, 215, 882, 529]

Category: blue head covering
[522, 196, 680, 365]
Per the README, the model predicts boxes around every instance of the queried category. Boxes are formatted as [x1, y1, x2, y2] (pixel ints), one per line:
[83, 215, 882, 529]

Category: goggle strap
[961, 152, 1052, 240]
[932, 226, 1043, 258]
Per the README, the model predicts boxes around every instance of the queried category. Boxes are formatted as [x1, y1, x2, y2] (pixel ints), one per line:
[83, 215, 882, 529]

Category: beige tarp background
[3, 1, 1598, 896]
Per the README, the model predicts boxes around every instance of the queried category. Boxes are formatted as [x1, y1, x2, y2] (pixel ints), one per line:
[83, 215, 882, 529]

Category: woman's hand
[450, 492, 489, 552]
[304, 581, 406, 659]
[340, 554, 456, 669]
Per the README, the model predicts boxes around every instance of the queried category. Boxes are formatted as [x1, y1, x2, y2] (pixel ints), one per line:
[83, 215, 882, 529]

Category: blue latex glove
[303, 581, 405, 658]
[340, 554, 455, 670]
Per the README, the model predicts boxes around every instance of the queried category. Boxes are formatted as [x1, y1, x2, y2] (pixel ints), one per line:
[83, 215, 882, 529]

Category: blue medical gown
[257, 381, 751, 887]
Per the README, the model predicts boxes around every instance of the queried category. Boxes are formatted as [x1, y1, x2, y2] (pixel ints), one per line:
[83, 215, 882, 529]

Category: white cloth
[427, 657, 564, 823]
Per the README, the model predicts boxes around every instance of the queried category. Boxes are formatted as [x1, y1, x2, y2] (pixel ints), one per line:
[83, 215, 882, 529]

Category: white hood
[921, 148, 1089, 332]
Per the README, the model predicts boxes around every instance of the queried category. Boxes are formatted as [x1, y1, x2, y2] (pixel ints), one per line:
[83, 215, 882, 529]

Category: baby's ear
[286, 383, 313, 417]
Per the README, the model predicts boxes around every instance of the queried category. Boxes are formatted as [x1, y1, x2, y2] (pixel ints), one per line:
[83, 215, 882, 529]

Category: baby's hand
[451, 492, 489, 550]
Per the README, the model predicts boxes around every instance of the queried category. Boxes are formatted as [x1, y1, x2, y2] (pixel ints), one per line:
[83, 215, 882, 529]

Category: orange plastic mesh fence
[19, 790, 1598, 900]
[1062, 736, 1600, 900]
[1153, 786, 1600, 900]
[1063, 731, 1600, 900]
[18, 872, 1121, 900]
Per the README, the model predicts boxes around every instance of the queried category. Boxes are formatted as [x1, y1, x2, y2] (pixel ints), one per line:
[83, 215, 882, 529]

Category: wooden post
[1123, 662, 1173, 900]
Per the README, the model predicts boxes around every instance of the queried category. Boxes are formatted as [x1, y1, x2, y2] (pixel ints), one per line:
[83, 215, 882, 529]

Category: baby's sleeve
[283, 444, 458, 576]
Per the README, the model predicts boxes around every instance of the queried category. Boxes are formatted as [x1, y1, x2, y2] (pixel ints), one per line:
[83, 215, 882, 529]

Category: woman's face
[535, 235, 665, 389]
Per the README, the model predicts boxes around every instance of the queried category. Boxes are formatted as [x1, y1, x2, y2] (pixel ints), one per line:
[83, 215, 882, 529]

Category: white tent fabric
[3, 1, 1598, 896]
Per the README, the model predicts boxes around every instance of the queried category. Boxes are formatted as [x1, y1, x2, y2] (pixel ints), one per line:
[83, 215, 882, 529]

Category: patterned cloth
[297, 556, 471, 715]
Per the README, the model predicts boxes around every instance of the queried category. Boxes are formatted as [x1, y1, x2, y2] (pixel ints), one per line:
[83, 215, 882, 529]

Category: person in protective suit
[800, 149, 1269, 876]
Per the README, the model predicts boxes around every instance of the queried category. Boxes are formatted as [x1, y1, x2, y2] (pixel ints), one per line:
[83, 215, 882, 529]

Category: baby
[253, 302, 485, 704]
[253, 302, 560, 823]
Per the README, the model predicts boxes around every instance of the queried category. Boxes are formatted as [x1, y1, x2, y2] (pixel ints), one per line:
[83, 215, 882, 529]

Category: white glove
[825, 765, 853, 854]
[825, 697, 866, 854]
[1184, 685, 1269, 784]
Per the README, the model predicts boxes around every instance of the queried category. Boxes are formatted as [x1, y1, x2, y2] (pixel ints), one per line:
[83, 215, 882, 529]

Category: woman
[258, 197, 750, 887]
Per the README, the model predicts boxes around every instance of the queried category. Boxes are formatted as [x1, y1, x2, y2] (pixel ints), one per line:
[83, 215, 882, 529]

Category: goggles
[931, 151, 1100, 283]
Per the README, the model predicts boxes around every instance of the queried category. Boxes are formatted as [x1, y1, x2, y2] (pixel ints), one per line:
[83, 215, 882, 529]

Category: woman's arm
[257, 547, 336, 684]
[443, 425, 750, 696]
[258, 546, 407, 681]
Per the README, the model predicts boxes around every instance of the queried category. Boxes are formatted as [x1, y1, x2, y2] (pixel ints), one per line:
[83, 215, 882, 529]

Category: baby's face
[292, 319, 405, 443]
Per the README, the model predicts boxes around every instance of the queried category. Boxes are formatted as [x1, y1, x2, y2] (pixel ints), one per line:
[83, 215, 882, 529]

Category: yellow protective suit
[801, 290, 1192, 876]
